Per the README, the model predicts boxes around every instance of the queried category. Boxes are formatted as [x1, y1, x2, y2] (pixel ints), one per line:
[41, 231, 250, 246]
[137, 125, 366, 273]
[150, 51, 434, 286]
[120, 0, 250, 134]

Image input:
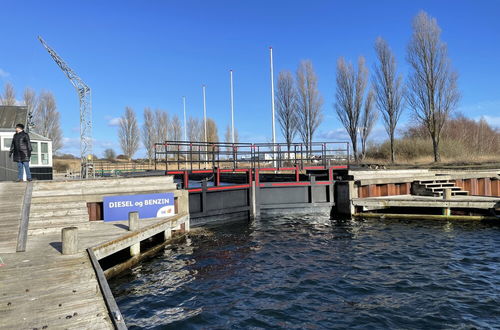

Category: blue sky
[1, 0, 499, 156]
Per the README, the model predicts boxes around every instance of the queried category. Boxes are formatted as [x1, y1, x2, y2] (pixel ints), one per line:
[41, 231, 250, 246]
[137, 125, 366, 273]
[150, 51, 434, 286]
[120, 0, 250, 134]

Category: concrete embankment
[333, 168, 500, 218]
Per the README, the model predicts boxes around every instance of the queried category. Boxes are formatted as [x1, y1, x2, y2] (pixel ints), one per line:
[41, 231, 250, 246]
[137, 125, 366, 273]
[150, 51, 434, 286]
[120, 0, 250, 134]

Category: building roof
[0, 106, 51, 142]
[29, 131, 51, 141]
[0, 106, 28, 129]
[0, 129, 52, 142]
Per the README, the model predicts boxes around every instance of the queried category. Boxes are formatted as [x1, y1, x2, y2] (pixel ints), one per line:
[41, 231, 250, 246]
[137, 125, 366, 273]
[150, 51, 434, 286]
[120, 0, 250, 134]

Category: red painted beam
[208, 184, 250, 191]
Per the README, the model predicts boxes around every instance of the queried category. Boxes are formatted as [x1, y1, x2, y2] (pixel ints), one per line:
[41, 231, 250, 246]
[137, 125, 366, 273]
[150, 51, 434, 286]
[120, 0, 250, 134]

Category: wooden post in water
[61, 227, 78, 255]
[164, 227, 172, 241]
[128, 212, 140, 257]
[443, 188, 452, 216]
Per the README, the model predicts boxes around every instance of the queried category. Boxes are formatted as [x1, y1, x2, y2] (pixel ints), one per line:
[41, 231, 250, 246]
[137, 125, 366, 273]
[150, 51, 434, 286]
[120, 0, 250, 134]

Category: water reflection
[110, 214, 500, 329]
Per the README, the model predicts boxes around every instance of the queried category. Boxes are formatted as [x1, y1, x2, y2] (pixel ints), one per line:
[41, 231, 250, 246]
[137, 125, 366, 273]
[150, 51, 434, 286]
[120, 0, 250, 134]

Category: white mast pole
[202, 85, 207, 143]
[270, 47, 277, 167]
[182, 96, 188, 169]
[202, 85, 208, 166]
[230, 69, 235, 143]
[183, 96, 187, 142]
[270, 47, 276, 146]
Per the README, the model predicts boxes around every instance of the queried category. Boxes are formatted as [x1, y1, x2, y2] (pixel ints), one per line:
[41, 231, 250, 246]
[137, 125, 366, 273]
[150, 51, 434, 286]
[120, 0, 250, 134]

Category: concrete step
[419, 179, 450, 184]
[28, 221, 91, 236]
[28, 214, 88, 225]
[428, 186, 462, 192]
[30, 201, 88, 211]
[29, 207, 89, 218]
[33, 177, 174, 191]
[31, 188, 175, 199]
[434, 191, 469, 197]
[423, 183, 455, 188]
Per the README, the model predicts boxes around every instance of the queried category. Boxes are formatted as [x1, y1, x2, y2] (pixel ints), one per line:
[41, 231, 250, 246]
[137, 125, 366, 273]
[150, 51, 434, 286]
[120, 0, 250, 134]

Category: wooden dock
[352, 194, 499, 220]
[353, 194, 499, 210]
[0, 177, 190, 330]
[0, 182, 27, 253]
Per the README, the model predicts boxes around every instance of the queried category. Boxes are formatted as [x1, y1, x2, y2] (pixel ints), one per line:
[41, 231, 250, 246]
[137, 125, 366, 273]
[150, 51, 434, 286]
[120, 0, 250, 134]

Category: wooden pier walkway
[0, 182, 26, 253]
[353, 194, 499, 210]
[0, 214, 189, 329]
[0, 177, 189, 329]
[352, 194, 499, 220]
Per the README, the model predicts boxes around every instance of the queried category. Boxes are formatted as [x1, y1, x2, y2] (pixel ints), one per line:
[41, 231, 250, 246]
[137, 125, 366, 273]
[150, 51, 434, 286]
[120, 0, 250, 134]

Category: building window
[2, 138, 12, 151]
[41, 142, 49, 165]
[31, 142, 39, 165]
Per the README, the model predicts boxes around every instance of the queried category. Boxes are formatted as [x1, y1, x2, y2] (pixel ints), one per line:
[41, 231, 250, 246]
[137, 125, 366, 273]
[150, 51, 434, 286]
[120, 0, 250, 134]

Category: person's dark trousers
[17, 161, 32, 181]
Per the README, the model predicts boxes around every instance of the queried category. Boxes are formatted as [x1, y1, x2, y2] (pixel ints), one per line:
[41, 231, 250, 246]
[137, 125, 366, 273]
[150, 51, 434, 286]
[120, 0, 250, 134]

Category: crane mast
[38, 36, 94, 178]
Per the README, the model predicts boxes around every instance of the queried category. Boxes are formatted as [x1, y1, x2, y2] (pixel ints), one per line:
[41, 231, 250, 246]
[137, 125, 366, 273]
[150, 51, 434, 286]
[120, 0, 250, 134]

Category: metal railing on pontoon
[154, 141, 350, 172]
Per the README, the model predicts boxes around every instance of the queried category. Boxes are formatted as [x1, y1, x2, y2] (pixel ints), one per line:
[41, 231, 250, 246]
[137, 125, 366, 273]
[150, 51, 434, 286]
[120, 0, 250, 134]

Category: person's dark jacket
[9, 131, 32, 163]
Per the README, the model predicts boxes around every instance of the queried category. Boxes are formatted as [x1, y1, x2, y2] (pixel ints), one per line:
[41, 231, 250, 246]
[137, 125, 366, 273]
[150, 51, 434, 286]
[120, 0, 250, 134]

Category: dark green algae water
[110, 214, 500, 329]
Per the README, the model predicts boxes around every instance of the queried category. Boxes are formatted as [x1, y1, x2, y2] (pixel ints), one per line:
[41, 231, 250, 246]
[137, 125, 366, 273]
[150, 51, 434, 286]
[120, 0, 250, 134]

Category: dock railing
[154, 141, 350, 172]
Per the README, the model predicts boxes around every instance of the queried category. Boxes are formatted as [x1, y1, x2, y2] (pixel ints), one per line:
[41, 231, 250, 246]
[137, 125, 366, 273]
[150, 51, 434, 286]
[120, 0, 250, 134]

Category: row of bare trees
[1, 82, 63, 153]
[335, 11, 460, 163]
[334, 57, 377, 162]
[275, 60, 323, 155]
[117, 106, 227, 161]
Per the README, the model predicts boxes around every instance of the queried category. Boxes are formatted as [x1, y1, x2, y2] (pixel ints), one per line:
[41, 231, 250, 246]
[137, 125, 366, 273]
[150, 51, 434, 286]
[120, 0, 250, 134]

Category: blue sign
[103, 192, 175, 222]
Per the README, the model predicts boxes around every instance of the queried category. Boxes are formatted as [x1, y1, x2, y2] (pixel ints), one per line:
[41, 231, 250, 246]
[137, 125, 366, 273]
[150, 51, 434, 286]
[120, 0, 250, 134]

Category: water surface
[110, 214, 500, 329]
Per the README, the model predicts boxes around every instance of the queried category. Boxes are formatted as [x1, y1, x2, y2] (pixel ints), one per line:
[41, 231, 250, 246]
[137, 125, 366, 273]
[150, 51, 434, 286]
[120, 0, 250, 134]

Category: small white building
[0, 106, 53, 181]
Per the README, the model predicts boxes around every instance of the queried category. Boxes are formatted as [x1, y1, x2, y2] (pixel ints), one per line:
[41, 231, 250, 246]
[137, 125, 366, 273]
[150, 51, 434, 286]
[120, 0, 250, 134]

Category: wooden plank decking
[353, 194, 499, 210]
[0, 214, 188, 330]
[0, 182, 26, 254]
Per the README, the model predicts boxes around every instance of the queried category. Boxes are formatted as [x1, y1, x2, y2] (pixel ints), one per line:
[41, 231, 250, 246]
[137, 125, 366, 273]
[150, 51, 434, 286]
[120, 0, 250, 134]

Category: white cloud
[60, 137, 120, 156]
[318, 125, 388, 144]
[94, 139, 118, 149]
[476, 115, 500, 129]
[318, 128, 349, 140]
[0, 68, 9, 79]
[59, 137, 80, 155]
[105, 116, 121, 127]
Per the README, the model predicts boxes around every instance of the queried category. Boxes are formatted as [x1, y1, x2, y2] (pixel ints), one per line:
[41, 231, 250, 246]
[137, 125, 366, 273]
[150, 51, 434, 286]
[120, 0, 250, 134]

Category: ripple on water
[110, 215, 500, 329]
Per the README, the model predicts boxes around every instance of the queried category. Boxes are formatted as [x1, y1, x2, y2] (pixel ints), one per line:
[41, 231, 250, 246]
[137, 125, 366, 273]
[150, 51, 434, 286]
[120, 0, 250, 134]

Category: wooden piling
[61, 226, 78, 255]
[443, 188, 452, 216]
[128, 212, 140, 256]
[164, 227, 172, 240]
[443, 188, 452, 200]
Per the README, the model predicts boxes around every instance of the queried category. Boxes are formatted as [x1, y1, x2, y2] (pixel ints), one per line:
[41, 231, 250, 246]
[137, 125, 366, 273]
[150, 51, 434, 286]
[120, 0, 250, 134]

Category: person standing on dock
[9, 123, 33, 182]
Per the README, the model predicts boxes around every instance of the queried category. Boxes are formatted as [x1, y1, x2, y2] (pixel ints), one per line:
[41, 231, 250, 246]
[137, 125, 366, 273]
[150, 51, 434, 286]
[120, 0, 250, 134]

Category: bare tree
[1, 82, 16, 106]
[142, 107, 155, 163]
[169, 114, 182, 142]
[104, 148, 116, 161]
[224, 125, 240, 151]
[34, 91, 63, 153]
[276, 70, 299, 157]
[23, 87, 38, 130]
[186, 116, 203, 158]
[334, 57, 370, 162]
[406, 11, 460, 162]
[154, 109, 169, 143]
[224, 125, 240, 143]
[187, 116, 202, 142]
[118, 107, 140, 160]
[296, 60, 323, 153]
[373, 37, 404, 163]
[206, 118, 219, 143]
[359, 90, 377, 160]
